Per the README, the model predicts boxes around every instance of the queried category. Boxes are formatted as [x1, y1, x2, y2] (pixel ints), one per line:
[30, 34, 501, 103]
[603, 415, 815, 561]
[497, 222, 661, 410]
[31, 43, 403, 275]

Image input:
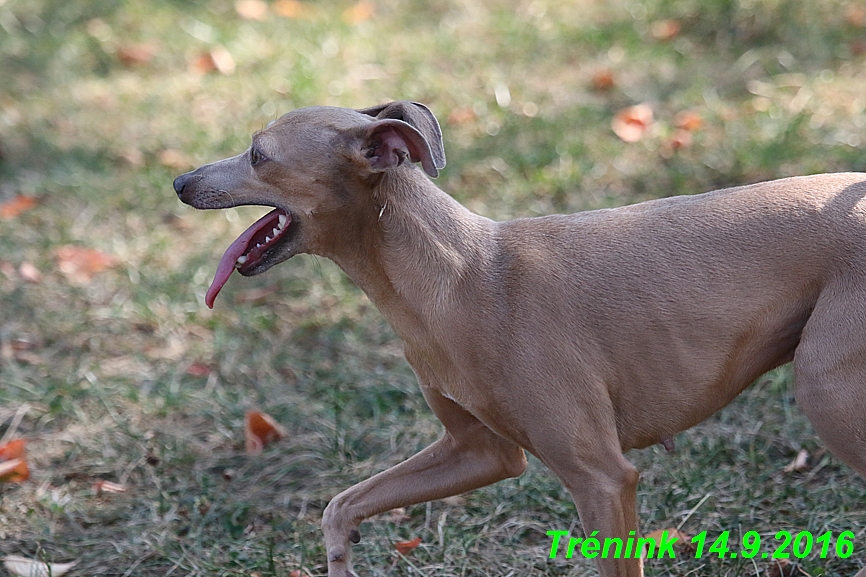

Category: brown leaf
[116, 43, 157, 66]
[245, 410, 287, 454]
[0, 195, 38, 219]
[186, 361, 213, 377]
[446, 107, 477, 126]
[158, 149, 193, 170]
[612, 104, 653, 143]
[289, 571, 302, 577]
[344, 1, 374, 24]
[54, 245, 118, 284]
[394, 536, 422, 555]
[674, 110, 704, 132]
[651, 19, 681, 41]
[235, 0, 269, 20]
[274, 0, 309, 18]
[846, 4, 866, 27]
[668, 129, 693, 151]
[0, 440, 29, 483]
[591, 68, 616, 91]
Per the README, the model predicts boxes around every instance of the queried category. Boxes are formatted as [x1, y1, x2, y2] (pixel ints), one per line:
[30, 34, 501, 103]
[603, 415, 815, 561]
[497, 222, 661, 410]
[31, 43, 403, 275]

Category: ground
[1, 0, 866, 575]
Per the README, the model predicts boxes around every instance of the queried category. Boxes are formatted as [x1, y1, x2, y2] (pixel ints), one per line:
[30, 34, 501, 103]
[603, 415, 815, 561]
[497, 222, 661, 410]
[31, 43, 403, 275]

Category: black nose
[173, 172, 192, 197]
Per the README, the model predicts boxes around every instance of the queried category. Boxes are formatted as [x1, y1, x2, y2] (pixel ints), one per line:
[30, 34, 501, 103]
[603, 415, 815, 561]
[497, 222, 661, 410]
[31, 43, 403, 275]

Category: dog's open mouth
[205, 208, 292, 308]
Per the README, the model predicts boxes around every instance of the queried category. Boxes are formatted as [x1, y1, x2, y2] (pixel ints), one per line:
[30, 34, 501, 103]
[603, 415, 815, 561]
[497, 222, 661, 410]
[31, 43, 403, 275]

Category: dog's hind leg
[793, 280, 866, 577]
[794, 279, 866, 477]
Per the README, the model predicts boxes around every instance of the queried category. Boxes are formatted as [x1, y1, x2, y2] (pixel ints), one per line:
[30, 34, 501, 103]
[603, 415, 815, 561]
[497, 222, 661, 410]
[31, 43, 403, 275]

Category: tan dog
[174, 101, 866, 577]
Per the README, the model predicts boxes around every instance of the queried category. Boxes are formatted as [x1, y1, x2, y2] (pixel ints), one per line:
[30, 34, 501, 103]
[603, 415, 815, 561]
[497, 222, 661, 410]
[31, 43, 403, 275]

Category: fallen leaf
[394, 536, 422, 555]
[0, 261, 15, 279]
[446, 107, 477, 126]
[612, 104, 653, 143]
[235, 0, 269, 20]
[0, 439, 29, 483]
[274, 0, 308, 18]
[668, 128, 693, 151]
[54, 245, 118, 284]
[0, 459, 29, 483]
[2, 556, 78, 577]
[673, 110, 703, 132]
[116, 43, 157, 66]
[245, 410, 287, 454]
[0, 195, 38, 219]
[18, 262, 41, 283]
[92, 480, 128, 494]
[186, 361, 213, 377]
[289, 571, 302, 577]
[846, 4, 866, 27]
[210, 46, 236, 74]
[344, 1, 374, 24]
[591, 68, 616, 91]
[157, 149, 193, 170]
[651, 19, 681, 41]
[783, 448, 809, 473]
[191, 52, 217, 74]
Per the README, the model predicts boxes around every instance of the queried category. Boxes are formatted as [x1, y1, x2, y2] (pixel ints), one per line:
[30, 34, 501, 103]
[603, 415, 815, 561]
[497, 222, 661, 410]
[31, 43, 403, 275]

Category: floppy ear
[359, 118, 441, 177]
[357, 101, 446, 176]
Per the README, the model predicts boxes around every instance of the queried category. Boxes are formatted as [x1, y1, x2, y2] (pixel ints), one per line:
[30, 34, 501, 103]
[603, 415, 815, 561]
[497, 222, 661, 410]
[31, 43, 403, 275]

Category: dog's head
[173, 101, 446, 307]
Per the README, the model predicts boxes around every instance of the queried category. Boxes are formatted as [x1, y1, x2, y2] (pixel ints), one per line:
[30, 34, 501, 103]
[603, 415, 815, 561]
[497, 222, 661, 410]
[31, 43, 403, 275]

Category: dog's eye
[250, 146, 266, 167]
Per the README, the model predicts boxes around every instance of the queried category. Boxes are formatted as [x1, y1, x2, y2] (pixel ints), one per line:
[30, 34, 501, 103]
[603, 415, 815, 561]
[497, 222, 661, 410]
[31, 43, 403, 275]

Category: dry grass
[2, 0, 866, 575]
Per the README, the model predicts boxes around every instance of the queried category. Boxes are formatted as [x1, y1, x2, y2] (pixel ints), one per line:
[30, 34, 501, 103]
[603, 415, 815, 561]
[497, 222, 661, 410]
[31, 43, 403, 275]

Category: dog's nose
[173, 172, 194, 197]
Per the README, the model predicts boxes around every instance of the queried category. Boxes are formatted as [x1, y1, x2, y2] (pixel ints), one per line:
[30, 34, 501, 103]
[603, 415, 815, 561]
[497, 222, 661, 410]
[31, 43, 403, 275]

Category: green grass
[2, 0, 866, 575]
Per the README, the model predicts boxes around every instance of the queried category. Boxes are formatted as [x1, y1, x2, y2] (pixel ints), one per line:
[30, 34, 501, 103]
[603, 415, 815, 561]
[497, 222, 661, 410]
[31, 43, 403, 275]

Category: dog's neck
[328, 168, 494, 343]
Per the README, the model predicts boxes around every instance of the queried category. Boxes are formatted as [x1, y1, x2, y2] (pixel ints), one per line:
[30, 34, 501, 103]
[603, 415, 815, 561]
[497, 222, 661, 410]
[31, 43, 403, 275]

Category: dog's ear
[357, 101, 446, 177]
[356, 118, 442, 178]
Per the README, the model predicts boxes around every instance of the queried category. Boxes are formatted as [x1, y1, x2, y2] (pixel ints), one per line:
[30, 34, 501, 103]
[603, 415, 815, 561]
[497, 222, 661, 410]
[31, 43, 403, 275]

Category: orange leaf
[186, 362, 213, 377]
[674, 110, 704, 132]
[116, 43, 157, 66]
[54, 245, 118, 284]
[591, 68, 616, 91]
[394, 536, 421, 555]
[235, 0, 269, 20]
[0, 440, 29, 483]
[344, 1, 374, 24]
[274, 0, 309, 18]
[668, 128, 693, 151]
[847, 4, 866, 27]
[0, 196, 38, 219]
[651, 19, 681, 41]
[289, 571, 302, 577]
[245, 410, 287, 454]
[612, 104, 653, 143]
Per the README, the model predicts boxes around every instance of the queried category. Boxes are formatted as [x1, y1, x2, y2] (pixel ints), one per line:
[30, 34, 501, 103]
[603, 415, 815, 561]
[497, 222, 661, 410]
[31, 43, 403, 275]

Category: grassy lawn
[2, 0, 866, 575]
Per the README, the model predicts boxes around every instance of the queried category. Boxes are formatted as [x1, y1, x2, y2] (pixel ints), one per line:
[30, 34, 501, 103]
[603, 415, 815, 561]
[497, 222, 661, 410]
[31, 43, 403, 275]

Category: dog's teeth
[236, 255, 248, 264]
[265, 236, 272, 243]
[271, 227, 280, 236]
[278, 214, 287, 227]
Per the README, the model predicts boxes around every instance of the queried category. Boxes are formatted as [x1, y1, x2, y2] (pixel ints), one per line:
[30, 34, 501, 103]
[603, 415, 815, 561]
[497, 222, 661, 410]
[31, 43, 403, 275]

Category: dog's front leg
[322, 387, 527, 577]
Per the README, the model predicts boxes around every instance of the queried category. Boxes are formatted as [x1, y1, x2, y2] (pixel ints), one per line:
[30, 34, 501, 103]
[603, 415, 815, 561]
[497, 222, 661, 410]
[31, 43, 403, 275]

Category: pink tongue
[205, 209, 284, 308]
